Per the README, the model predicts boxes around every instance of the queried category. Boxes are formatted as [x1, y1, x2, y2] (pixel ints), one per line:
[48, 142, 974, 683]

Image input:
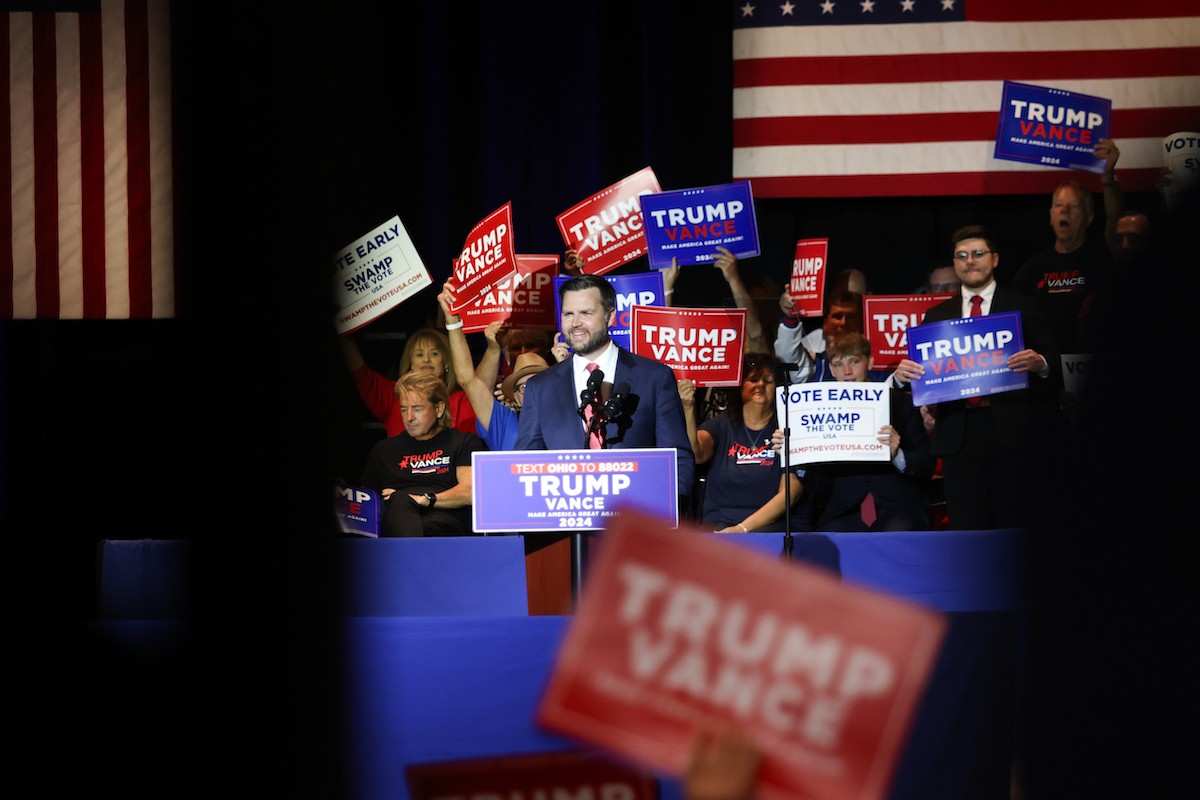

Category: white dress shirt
[960, 280, 997, 317]
[572, 341, 619, 399]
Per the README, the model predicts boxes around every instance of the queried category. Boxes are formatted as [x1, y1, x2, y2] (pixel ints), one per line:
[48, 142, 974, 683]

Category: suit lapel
[553, 360, 583, 440]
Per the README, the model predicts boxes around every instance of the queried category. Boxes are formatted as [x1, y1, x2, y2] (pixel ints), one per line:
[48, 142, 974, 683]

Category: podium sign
[472, 449, 679, 532]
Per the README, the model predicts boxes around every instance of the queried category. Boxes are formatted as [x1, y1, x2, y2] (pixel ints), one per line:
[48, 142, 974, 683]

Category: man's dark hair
[559, 273, 617, 315]
[950, 224, 998, 254]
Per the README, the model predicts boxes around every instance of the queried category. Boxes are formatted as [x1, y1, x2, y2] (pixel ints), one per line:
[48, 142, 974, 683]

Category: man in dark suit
[515, 274, 695, 502]
[891, 225, 1060, 530]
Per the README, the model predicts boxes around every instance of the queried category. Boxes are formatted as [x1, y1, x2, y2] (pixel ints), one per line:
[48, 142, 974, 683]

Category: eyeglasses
[953, 249, 994, 262]
[929, 282, 960, 292]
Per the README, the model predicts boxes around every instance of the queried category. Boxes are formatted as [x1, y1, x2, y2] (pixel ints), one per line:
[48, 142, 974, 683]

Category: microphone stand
[574, 387, 604, 607]
[774, 362, 801, 561]
[579, 390, 600, 449]
[586, 393, 606, 448]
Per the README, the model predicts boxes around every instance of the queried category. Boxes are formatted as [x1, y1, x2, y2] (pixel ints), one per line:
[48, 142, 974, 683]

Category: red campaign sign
[629, 305, 746, 387]
[456, 255, 561, 334]
[557, 167, 661, 277]
[406, 749, 658, 800]
[863, 294, 956, 369]
[450, 202, 517, 315]
[790, 238, 828, 318]
[537, 507, 947, 800]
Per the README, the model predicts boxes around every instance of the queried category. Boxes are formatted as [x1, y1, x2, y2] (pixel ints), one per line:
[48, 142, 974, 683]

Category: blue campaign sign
[471, 449, 679, 532]
[334, 482, 380, 538]
[906, 312, 1028, 406]
[994, 81, 1110, 174]
[639, 181, 759, 269]
[554, 272, 664, 353]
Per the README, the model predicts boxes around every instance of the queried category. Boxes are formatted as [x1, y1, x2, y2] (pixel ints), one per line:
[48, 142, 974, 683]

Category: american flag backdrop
[2, 0, 173, 320]
[732, 0, 1200, 198]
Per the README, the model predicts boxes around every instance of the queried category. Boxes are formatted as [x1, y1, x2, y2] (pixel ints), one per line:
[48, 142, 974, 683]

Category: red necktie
[860, 491, 877, 528]
[967, 295, 984, 408]
[584, 362, 604, 449]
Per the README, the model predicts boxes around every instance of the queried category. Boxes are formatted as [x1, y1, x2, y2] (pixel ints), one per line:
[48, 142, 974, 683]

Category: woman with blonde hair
[340, 326, 476, 436]
[359, 372, 486, 537]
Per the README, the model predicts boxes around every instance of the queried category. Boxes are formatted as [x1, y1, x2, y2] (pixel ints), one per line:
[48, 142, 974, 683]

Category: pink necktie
[584, 362, 604, 449]
[967, 295, 984, 408]
[860, 492, 877, 528]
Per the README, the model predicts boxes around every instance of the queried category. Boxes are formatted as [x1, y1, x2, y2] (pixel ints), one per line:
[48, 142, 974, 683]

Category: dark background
[1, 2, 1186, 796]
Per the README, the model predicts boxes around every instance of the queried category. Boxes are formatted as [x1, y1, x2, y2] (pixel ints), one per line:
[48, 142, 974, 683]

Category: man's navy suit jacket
[806, 390, 934, 528]
[514, 346, 695, 495]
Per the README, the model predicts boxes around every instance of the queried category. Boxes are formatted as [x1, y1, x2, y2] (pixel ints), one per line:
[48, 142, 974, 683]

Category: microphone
[603, 381, 630, 419]
[579, 367, 605, 418]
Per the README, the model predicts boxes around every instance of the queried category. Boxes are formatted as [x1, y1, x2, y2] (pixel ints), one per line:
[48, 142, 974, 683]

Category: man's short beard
[572, 329, 611, 357]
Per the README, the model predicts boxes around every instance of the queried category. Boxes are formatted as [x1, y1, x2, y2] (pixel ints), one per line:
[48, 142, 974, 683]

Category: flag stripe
[146, 0, 173, 316]
[735, 76, 1200, 126]
[737, 138, 1167, 178]
[5, 0, 172, 319]
[959, 0, 1200, 23]
[734, 107, 1200, 147]
[0, 13, 13, 317]
[125, 0, 151, 318]
[80, 8, 106, 317]
[58, 11, 84, 318]
[101, 1, 130, 318]
[6, 14, 37, 317]
[732, 3, 1200, 198]
[33, 13, 60, 313]
[735, 47, 1200, 88]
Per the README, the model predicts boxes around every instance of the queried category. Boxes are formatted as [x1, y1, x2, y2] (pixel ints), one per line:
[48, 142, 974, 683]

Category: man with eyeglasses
[919, 260, 961, 295]
[891, 226, 1059, 530]
[1012, 180, 1113, 354]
